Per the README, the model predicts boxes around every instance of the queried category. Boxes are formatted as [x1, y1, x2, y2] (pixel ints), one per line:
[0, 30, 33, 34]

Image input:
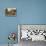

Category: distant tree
[5, 8, 8, 15]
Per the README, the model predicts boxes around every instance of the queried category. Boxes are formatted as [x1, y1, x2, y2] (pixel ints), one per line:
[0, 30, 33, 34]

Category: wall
[0, 0, 46, 44]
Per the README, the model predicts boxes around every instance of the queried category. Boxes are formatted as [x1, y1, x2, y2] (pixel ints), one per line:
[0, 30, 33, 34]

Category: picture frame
[5, 8, 16, 16]
[18, 24, 46, 41]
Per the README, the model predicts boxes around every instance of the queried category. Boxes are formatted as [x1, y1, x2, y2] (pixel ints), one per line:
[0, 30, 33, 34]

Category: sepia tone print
[5, 8, 16, 16]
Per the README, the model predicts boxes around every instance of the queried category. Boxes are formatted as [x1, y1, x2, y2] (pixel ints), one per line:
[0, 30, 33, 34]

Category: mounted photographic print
[18, 24, 46, 41]
[5, 8, 16, 16]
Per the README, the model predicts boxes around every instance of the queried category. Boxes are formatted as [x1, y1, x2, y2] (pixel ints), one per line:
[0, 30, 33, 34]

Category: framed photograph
[18, 24, 46, 46]
[18, 24, 46, 41]
[5, 8, 16, 16]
